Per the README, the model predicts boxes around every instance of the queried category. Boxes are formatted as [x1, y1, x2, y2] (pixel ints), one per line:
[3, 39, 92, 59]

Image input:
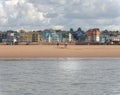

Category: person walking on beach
[57, 42, 59, 48]
[64, 42, 68, 48]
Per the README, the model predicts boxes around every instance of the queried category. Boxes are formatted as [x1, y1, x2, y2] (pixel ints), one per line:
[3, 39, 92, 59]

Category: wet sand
[0, 45, 120, 58]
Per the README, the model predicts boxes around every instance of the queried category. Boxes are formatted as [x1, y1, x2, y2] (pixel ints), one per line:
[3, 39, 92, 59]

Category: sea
[0, 58, 120, 95]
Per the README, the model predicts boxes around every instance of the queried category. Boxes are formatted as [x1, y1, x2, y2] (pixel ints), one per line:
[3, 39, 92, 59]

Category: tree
[70, 28, 74, 33]
[77, 27, 81, 32]
[104, 29, 108, 34]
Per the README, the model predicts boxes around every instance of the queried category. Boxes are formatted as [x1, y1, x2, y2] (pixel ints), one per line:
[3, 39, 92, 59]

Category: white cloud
[52, 25, 64, 30]
[0, 0, 120, 31]
[0, 0, 49, 30]
[0, 3, 8, 25]
[22, 2, 45, 22]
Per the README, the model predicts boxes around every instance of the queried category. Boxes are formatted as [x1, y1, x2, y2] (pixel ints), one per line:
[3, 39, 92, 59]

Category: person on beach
[64, 42, 68, 48]
[57, 42, 59, 48]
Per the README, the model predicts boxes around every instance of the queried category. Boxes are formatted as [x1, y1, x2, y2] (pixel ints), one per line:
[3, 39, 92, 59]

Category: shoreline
[0, 45, 120, 58]
[0, 57, 120, 61]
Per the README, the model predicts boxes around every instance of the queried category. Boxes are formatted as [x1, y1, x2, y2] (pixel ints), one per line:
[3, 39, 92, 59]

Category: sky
[0, 0, 120, 31]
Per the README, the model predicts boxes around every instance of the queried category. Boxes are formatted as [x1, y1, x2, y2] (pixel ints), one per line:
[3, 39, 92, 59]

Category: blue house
[72, 28, 86, 44]
[41, 29, 60, 43]
[1, 32, 7, 42]
[7, 30, 18, 44]
[100, 35, 108, 43]
[0, 32, 2, 42]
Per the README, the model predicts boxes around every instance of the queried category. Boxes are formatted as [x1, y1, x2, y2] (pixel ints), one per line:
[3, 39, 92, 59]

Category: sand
[0, 45, 120, 58]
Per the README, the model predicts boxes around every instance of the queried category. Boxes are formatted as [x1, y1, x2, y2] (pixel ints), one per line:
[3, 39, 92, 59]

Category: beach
[0, 45, 120, 58]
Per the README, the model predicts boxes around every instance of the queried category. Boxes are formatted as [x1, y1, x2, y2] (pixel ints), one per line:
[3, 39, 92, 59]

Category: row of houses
[0, 28, 120, 45]
[72, 28, 120, 45]
[0, 30, 40, 45]
[0, 29, 73, 45]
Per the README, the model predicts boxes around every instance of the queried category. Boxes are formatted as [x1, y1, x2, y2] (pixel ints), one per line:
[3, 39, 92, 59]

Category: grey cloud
[64, 0, 120, 19]
[46, 13, 58, 18]
[0, 0, 120, 31]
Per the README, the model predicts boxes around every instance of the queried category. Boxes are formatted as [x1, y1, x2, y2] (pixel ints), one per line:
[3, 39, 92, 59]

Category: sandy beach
[0, 45, 120, 58]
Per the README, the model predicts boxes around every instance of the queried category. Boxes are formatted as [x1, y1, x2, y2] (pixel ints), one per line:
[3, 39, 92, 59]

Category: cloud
[0, 0, 120, 31]
[0, 0, 49, 30]
[64, 0, 120, 19]
[52, 25, 64, 30]
[0, 3, 8, 25]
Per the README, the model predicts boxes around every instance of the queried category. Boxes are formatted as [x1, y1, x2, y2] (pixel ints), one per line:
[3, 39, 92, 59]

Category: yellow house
[18, 30, 41, 44]
[25, 32, 32, 42]
[18, 29, 26, 42]
[31, 31, 41, 44]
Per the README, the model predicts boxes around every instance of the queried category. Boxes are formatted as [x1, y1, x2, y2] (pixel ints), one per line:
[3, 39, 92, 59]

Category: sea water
[0, 58, 120, 95]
